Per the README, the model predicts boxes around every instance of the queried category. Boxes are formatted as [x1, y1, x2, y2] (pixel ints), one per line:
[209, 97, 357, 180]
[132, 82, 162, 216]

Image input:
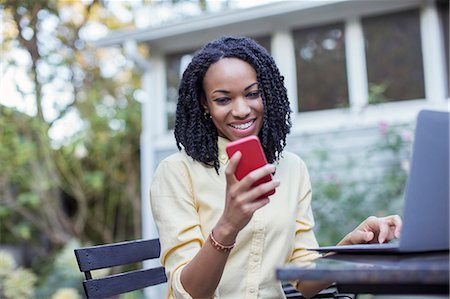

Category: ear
[200, 93, 209, 114]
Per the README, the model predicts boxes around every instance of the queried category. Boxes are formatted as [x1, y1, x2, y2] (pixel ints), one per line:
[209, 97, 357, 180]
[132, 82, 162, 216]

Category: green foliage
[1, 0, 169, 294]
[51, 288, 81, 299]
[0, 240, 84, 299]
[0, 107, 43, 244]
[309, 123, 413, 245]
[0, 0, 417, 295]
[1, 0, 142, 250]
[0, 250, 38, 299]
[119, 290, 146, 299]
[34, 239, 84, 299]
[368, 82, 389, 104]
[17, 192, 40, 207]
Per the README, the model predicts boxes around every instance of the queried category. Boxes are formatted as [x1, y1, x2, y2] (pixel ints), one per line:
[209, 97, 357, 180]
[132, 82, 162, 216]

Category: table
[276, 252, 449, 295]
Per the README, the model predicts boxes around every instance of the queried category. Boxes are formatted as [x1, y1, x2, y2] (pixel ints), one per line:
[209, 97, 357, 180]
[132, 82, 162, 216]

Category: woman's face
[202, 58, 264, 141]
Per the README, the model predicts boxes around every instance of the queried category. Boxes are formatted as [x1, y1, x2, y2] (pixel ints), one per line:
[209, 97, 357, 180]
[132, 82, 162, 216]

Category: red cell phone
[225, 135, 275, 199]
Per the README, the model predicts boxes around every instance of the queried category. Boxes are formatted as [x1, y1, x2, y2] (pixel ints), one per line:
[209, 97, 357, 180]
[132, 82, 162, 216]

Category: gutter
[93, 0, 349, 48]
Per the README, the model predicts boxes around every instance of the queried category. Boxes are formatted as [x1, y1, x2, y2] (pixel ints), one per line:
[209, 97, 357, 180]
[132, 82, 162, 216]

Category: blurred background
[0, 0, 448, 298]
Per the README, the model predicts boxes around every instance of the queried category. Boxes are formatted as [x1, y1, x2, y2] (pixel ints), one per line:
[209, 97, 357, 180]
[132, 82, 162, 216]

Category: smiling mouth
[229, 120, 255, 130]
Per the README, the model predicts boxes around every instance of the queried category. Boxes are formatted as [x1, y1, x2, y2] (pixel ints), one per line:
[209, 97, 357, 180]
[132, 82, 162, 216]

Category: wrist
[213, 218, 239, 245]
[209, 230, 235, 253]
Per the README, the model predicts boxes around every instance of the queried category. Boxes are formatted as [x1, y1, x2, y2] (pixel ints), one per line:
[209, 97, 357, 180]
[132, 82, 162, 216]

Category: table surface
[277, 251, 449, 295]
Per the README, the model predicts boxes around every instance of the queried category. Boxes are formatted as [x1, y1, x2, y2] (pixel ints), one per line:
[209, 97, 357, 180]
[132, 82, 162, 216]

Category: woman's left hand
[338, 215, 402, 245]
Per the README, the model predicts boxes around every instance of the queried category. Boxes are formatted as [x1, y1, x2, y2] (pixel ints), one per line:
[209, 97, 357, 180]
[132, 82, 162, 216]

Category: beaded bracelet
[209, 230, 235, 253]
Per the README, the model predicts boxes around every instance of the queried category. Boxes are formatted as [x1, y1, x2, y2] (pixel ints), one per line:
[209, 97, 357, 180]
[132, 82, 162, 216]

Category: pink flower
[325, 174, 335, 181]
[378, 121, 389, 136]
[400, 130, 413, 142]
[326, 174, 340, 185]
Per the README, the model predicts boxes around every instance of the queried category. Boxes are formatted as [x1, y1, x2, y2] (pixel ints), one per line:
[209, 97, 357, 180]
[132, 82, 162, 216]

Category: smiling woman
[202, 58, 264, 141]
[150, 36, 402, 299]
[174, 37, 291, 172]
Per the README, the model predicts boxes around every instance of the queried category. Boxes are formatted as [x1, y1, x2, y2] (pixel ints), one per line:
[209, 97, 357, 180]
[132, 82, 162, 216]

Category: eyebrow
[244, 82, 258, 91]
[212, 82, 258, 95]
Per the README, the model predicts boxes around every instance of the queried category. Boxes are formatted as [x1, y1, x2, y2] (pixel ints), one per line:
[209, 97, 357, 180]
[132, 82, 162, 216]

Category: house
[94, 1, 448, 294]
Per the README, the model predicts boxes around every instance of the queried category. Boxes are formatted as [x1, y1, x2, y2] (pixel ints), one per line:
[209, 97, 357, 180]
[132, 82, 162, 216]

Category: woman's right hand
[214, 151, 280, 244]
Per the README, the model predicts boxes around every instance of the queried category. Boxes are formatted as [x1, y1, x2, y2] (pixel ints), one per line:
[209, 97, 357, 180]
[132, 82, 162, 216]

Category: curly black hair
[174, 36, 292, 172]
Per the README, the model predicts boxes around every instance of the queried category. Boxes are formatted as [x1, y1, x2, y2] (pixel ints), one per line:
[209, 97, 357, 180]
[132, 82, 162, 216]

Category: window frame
[292, 21, 350, 112]
[158, 1, 448, 138]
[288, 0, 448, 136]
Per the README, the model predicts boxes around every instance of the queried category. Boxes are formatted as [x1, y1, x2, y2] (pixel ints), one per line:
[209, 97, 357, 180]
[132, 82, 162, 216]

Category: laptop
[311, 110, 449, 254]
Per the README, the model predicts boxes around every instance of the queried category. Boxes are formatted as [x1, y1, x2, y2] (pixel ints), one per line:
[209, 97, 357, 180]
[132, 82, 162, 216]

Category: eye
[247, 90, 260, 99]
[213, 97, 231, 105]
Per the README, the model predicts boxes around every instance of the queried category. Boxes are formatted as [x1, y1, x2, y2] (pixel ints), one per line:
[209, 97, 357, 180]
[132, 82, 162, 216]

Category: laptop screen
[400, 110, 449, 252]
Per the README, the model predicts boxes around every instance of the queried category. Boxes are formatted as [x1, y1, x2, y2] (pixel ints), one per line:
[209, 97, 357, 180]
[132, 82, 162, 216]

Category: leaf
[17, 192, 41, 208]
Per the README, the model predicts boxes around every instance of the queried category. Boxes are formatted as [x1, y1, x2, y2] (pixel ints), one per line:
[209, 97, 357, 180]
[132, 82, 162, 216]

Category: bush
[0, 240, 85, 299]
[309, 121, 413, 245]
[0, 250, 37, 299]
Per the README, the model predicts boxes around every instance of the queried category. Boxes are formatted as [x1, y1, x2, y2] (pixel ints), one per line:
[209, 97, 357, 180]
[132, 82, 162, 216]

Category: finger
[382, 228, 397, 243]
[377, 220, 390, 243]
[364, 231, 375, 243]
[388, 215, 403, 238]
[245, 179, 280, 201]
[225, 151, 242, 181]
[248, 197, 270, 212]
[380, 215, 402, 240]
[240, 164, 276, 190]
[351, 230, 374, 244]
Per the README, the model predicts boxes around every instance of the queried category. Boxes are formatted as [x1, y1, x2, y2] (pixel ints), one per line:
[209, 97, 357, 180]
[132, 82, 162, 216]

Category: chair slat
[83, 267, 167, 298]
[281, 282, 351, 299]
[74, 239, 160, 271]
[75, 238, 353, 299]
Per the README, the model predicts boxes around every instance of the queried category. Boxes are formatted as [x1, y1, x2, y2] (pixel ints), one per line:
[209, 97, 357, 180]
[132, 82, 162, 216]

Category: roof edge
[93, 0, 348, 47]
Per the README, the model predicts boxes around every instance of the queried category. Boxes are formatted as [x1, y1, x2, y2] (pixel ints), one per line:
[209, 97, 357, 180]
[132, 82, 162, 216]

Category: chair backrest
[74, 238, 352, 299]
[74, 238, 167, 298]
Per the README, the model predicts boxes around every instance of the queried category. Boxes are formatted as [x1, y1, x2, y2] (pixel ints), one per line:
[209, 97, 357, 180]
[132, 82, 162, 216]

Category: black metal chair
[74, 238, 355, 298]
[74, 238, 167, 298]
[282, 282, 356, 299]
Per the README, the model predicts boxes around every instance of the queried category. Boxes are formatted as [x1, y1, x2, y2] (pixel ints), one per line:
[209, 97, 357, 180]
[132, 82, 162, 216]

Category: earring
[204, 111, 212, 119]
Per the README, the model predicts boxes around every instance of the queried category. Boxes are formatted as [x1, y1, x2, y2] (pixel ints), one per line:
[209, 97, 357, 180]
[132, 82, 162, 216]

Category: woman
[150, 36, 401, 299]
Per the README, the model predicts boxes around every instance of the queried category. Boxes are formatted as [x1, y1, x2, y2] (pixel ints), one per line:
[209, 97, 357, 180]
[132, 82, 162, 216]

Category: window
[165, 51, 194, 129]
[293, 23, 349, 112]
[363, 9, 425, 103]
[437, 0, 449, 97]
[253, 35, 271, 54]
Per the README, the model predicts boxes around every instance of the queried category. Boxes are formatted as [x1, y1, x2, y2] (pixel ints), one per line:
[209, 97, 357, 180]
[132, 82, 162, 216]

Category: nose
[231, 98, 251, 118]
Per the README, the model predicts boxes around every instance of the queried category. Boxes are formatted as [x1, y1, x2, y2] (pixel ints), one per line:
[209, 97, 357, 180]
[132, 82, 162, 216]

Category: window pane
[363, 9, 425, 103]
[437, 0, 449, 97]
[253, 35, 271, 53]
[293, 23, 349, 112]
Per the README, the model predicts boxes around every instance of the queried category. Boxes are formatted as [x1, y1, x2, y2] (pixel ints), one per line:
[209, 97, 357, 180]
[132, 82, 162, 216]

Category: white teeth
[230, 120, 253, 130]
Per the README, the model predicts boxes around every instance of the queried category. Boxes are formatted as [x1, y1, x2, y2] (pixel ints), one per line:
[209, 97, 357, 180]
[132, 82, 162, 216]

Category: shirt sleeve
[150, 158, 204, 299]
[288, 159, 321, 264]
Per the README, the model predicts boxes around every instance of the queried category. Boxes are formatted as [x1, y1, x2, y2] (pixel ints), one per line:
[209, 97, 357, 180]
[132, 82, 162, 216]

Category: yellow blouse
[150, 137, 320, 299]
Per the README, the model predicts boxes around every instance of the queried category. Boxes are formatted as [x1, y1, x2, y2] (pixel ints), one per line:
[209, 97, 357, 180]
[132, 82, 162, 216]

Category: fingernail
[267, 164, 276, 171]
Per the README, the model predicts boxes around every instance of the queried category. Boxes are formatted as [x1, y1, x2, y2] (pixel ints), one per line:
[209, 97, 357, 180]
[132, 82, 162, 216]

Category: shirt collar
[218, 136, 230, 165]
